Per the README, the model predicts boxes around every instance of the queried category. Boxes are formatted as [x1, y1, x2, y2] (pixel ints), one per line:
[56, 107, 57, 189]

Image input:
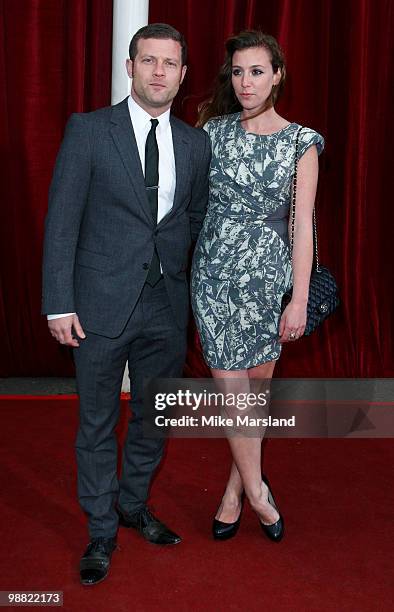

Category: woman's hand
[279, 300, 307, 343]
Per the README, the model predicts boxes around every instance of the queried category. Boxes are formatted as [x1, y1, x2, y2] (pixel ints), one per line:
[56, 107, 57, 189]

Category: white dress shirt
[47, 95, 176, 320]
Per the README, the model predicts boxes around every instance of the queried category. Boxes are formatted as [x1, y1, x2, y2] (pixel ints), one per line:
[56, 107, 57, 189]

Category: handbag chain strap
[290, 127, 320, 272]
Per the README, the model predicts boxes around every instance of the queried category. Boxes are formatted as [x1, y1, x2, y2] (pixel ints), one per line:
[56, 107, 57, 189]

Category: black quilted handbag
[281, 128, 340, 336]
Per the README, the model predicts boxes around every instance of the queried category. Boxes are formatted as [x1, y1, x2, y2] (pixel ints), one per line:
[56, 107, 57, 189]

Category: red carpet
[0, 397, 393, 611]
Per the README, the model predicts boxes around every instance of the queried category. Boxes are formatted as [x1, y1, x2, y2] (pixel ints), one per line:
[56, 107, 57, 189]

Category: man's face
[126, 37, 187, 116]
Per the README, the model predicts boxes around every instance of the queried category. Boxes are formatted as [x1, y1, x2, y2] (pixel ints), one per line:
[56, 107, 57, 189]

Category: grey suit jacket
[41, 97, 211, 336]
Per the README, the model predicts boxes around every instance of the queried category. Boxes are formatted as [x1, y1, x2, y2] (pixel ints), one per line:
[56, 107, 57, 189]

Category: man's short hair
[129, 23, 187, 66]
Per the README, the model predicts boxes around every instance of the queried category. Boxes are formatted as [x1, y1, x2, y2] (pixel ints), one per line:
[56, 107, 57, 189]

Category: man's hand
[48, 314, 86, 347]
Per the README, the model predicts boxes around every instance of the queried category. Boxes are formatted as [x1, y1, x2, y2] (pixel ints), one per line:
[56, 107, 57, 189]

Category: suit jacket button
[143, 262, 149, 270]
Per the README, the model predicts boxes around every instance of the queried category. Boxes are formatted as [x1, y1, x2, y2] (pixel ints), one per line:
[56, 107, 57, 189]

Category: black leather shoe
[80, 537, 117, 586]
[212, 495, 244, 541]
[117, 506, 181, 545]
[260, 475, 284, 542]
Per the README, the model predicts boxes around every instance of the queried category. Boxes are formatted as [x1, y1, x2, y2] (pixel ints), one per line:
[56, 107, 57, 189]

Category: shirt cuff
[47, 313, 76, 320]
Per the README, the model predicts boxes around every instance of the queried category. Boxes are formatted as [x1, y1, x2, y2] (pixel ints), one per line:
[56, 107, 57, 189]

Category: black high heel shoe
[259, 475, 284, 543]
[212, 494, 244, 541]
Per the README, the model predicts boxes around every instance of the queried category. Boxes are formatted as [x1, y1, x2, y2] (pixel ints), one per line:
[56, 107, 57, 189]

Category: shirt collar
[127, 94, 171, 131]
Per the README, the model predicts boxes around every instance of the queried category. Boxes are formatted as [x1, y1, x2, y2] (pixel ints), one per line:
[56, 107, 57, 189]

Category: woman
[191, 30, 324, 542]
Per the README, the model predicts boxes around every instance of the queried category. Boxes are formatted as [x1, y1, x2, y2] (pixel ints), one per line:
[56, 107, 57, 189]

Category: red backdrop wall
[0, 0, 113, 376]
[0, 0, 392, 377]
[150, 0, 394, 378]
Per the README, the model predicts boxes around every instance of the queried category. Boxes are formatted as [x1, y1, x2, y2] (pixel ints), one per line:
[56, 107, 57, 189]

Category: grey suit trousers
[73, 278, 187, 538]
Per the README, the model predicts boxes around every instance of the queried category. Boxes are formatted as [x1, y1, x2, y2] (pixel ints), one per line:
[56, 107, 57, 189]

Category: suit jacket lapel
[157, 116, 190, 229]
[110, 98, 153, 226]
[110, 100, 191, 228]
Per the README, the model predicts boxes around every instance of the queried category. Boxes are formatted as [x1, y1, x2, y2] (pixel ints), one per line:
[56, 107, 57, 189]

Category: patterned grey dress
[191, 112, 324, 370]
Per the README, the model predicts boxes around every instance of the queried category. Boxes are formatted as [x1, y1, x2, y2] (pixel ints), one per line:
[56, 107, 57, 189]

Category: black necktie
[144, 118, 162, 286]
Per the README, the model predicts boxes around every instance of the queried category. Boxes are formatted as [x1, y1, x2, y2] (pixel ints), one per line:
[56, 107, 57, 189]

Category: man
[42, 23, 210, 586]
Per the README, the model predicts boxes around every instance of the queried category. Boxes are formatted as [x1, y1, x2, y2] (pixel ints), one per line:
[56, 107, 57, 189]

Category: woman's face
[231, 46, 280, 113]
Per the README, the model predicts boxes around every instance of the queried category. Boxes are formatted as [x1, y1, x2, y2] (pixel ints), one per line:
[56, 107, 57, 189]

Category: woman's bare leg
[211, 368, 248, 523]
[211, 360, 280, 524]
[215, 460, 244, 522]
[244, 360, 280, 524]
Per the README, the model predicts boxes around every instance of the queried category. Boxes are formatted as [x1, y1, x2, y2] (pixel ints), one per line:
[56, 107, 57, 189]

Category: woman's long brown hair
[197, 30, 286, 127]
